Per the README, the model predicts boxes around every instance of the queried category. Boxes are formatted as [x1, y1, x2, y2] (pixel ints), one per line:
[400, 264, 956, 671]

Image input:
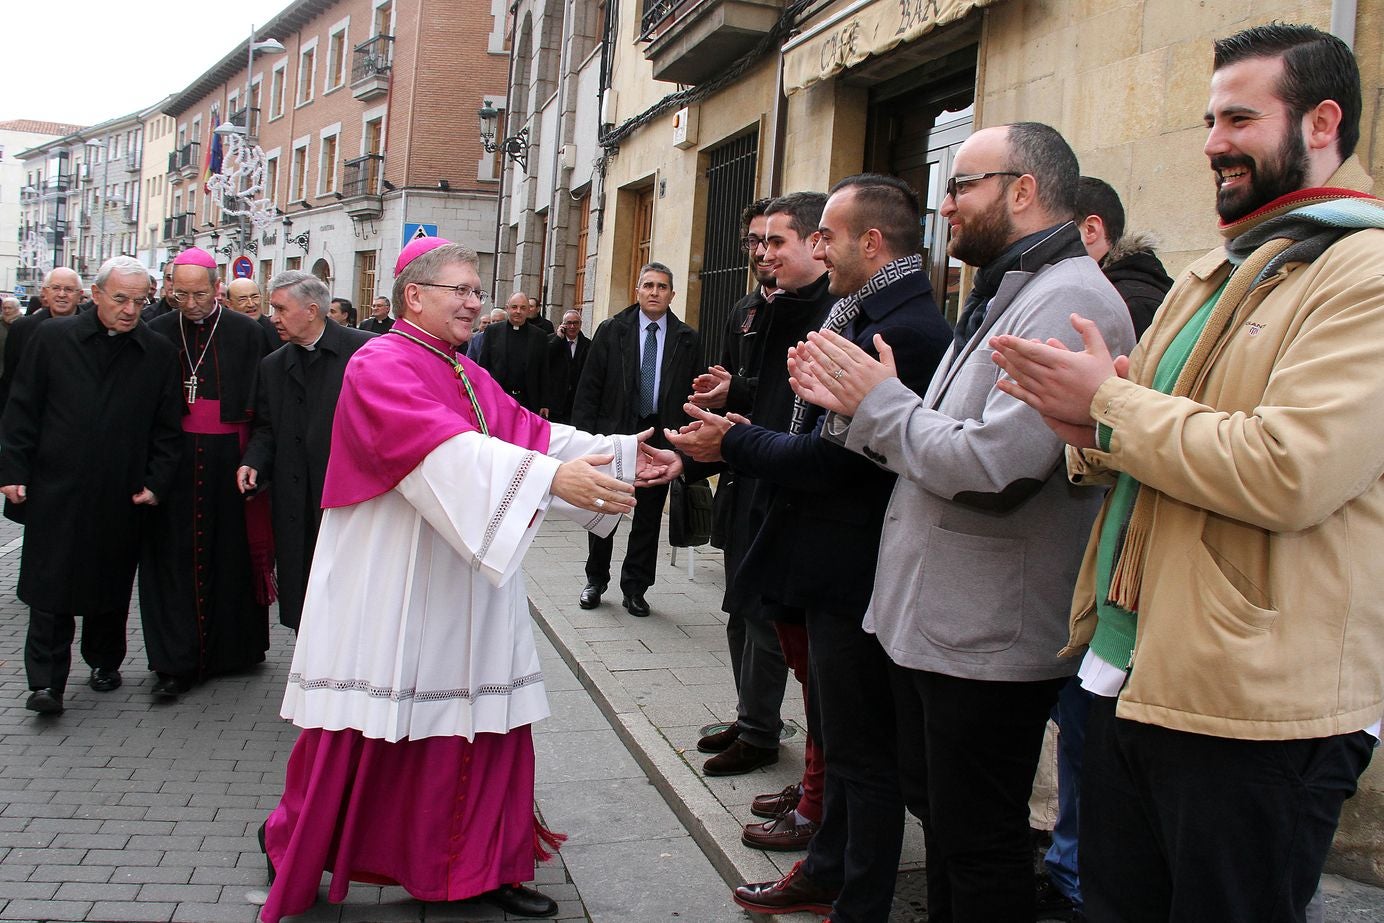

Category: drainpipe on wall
[491, 0, 522, 293]
[1330, 0, 1357, 48]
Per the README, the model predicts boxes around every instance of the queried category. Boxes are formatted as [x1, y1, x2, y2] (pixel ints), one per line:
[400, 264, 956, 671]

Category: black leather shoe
[703, 738, 778, 776]
[578, 584, 605, 609]
[257, 820, 276, 885]
[622, 594, 651, 617]
[25, 688, 63, 715]
[696, 722, 740, 754]
[733, 860, 838, 916]
[151, 674, 191, 698]
[480, 883, 558, 918]
[88, 668, 122, 692]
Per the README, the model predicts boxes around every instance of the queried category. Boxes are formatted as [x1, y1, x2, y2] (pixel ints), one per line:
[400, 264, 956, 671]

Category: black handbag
[668, 477, 714, 547]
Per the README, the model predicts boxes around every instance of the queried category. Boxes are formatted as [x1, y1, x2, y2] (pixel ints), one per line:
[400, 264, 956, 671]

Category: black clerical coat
[476, 321, 548, 413]
[241, 320, 373, 629]
[358, 315, 393, 335]
[0, 308, 58, 412]
[0, 311, 182, 613]
[542, 331, 590, 424]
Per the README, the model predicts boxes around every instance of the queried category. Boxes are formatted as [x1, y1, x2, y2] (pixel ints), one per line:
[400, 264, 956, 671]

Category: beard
[1214, 125, 1309, 223]
[948, 199, 1017, 268]
[753, 261, 776, 288]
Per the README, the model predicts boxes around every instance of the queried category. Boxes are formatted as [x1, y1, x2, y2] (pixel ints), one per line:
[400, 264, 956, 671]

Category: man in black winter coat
[572, 263, 700, 617]
[542, 309, 590, 424]
[0, 257, 182, 714]
[1076, 176, 1174, 338]
[238, 270, 373, 630]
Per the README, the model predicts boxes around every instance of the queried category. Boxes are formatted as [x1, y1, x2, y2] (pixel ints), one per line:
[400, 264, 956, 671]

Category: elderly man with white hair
[238, 270, 374, 630]
[0, 268, 85, 412]
[0, 256, 183, 714]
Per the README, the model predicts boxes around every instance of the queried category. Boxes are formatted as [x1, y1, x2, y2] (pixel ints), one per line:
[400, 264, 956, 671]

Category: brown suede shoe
[742, 811, 819, 851]
[751, 781, 803, 819]
[703, 739, 778, 776]
[696, 722, 741, 754]
[733, 860, 838, 916]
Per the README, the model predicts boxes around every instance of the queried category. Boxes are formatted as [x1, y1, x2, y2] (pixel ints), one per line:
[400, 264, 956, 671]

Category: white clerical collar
[301, 325, 327, 351]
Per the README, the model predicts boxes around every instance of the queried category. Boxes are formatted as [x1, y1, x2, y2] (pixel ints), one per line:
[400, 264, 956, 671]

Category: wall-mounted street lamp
[478, 99, 530, 173]
[282, 215, 311, 252]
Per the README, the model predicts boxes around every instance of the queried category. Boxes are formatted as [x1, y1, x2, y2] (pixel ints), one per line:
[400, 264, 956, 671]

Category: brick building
[161, 0, 508, 305]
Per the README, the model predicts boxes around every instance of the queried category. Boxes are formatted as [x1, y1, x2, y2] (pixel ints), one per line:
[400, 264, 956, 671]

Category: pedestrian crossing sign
[403, 223, 438, 242]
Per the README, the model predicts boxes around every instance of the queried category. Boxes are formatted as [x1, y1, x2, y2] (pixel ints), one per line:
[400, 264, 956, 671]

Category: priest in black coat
[476, 291, 548, 413]
[140, 249, 272, 698]
[0, 257, 182, 714]
[238, 270, 373, 630]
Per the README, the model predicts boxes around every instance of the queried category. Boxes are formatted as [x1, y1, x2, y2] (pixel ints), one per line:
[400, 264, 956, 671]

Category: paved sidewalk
[522, 515, 1384, 922]
[0, 514, 741, 923]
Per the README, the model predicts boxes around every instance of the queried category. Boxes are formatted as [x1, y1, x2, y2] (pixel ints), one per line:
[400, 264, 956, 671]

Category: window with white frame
[270, 62, 287, 120]
[264, 150, 280, 206]
[318, 129, 340, 195]
[290, 139, 310, 202]
[326, 19, 350, 90]
[297, 41, 318, 106]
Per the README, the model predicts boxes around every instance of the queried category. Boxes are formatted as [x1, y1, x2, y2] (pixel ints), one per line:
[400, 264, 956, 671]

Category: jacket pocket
[1187, 541, 1279, 635]
[916, 526, 1025, 653]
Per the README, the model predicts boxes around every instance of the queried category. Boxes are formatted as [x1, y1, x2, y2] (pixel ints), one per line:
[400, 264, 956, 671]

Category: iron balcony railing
[162, 213, 195, 240]
[351, 34, 394, 83]
[168, 142, 201, 174]
[229, 107, 261, 137]
[125, 149, 142, 172]
[342, 154, 384, 197]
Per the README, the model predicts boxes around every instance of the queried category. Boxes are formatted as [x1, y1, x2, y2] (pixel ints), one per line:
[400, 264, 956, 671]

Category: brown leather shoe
[751, 781, 803, 819]
[696, 722, 740, 754]
[733, 860, 838, 916]
[742, 811, 819, 851]
[703, 739, 778, 776]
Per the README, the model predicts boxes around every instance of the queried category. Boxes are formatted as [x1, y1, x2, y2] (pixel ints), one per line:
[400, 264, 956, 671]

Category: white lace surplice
[281, 425, 633, 743]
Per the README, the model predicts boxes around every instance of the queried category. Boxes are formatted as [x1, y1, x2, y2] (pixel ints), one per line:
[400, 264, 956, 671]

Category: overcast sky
[5, 0, 297, 127]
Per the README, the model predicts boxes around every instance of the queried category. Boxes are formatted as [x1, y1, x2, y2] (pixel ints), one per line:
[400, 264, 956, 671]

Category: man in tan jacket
[990, 23, 1384, 923]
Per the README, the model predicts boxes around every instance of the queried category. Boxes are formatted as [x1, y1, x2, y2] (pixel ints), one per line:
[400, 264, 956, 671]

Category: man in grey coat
[790, 122, 1135, 922]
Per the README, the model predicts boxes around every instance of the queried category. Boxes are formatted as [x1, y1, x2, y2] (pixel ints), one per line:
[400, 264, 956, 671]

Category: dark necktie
[640, 321, 658, 417]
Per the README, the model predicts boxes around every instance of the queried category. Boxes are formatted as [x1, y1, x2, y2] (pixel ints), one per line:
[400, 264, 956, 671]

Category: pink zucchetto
[172, 247, 218, 268]
[394, 236, 451, 276]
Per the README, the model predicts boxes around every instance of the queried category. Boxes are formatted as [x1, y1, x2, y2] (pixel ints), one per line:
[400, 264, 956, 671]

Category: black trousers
[585, 479, 670, 597]
[727, 605, 788, 749]
[25, 607, 127, 693]
[890, 665, 1065, 923]
[1082, 694, 1374, 923]
[800, 608, 904, 923]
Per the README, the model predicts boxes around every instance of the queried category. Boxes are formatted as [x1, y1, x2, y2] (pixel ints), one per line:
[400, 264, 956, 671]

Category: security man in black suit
[543, 309, 590, 424]
[572, 262, 700, 617]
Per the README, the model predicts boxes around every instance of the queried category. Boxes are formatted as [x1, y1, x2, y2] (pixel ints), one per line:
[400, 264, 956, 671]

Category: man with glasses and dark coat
[1, 257, 182, 715]
[140, 247, 273, 699]
[542, 309, 589, 425]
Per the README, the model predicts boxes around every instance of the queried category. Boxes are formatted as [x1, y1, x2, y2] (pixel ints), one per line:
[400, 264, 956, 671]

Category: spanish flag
[202, 131, 223, 193]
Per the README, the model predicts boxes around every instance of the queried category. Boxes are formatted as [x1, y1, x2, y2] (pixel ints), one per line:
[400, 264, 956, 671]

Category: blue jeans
[1044, 677, 1093, 908]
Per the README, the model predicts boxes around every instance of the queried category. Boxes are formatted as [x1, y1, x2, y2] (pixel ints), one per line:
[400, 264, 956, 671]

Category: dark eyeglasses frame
[945, 171, 1024, 199]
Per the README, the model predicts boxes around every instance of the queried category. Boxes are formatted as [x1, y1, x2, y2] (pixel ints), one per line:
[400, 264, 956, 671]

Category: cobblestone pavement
[0, 515, 740, 922]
